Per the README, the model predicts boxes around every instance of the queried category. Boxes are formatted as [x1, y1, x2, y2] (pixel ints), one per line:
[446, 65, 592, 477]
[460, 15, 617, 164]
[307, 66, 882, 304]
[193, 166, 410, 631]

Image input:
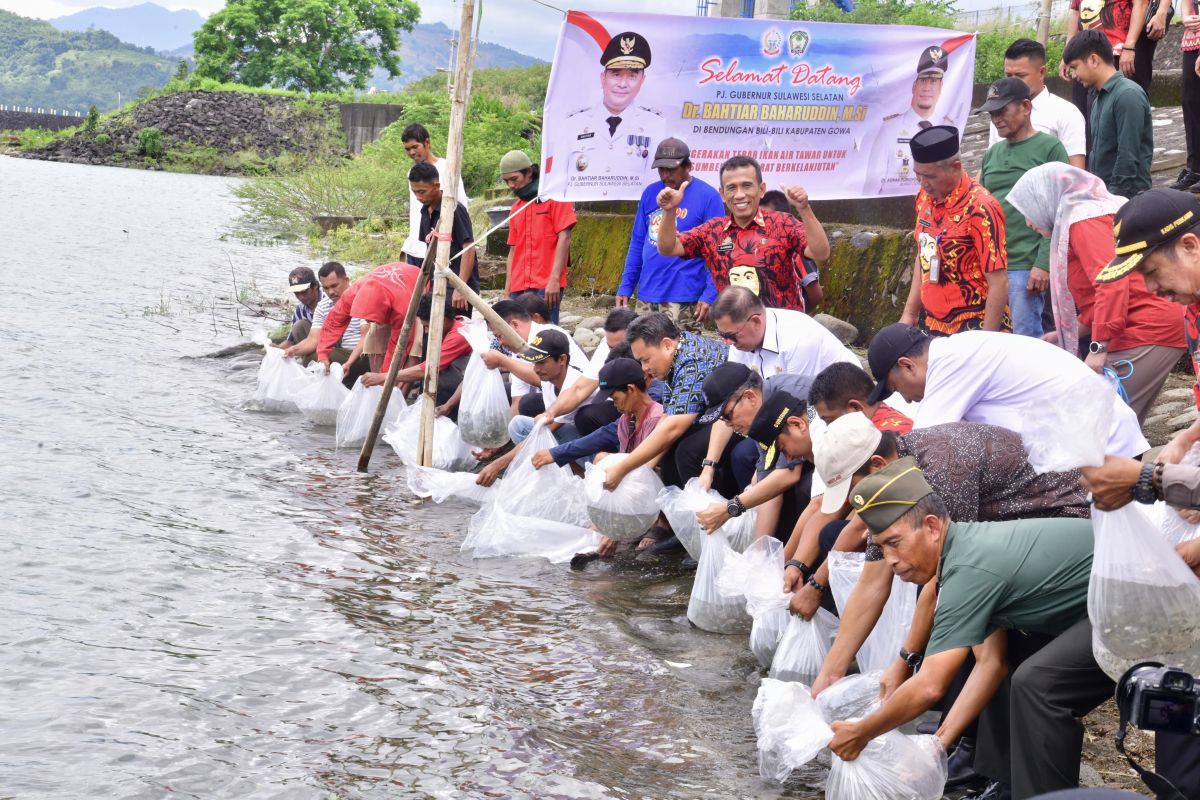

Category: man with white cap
[279, 266, 323, 348]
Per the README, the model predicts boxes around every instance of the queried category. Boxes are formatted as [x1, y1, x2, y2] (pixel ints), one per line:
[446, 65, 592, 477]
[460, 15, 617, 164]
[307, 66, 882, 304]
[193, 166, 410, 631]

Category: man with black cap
[280, 267, 323, 348]
[978, 77, 1069, 338]
[826, 459, 1112, 800]
[562, 30, 666, 198]
[505, 328, 593, 446]
[865, 322, 1148, 456]
[865, 44, 959, 196]
[692, 363, 816, 543]
[898, 125, 1010, 336]
[616, 137, 725, 331]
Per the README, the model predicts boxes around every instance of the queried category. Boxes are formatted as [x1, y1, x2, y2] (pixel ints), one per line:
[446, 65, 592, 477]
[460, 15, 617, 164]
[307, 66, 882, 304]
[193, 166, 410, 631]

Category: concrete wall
[339, 103, 403, 155]
[0, 109, 85, 132]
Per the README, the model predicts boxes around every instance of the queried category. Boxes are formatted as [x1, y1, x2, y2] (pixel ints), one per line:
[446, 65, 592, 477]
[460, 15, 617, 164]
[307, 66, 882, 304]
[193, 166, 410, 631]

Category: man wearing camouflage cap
[826, 458, 1111, 800]
[562, 31, 667, 198]
[865, 44, 958, 196]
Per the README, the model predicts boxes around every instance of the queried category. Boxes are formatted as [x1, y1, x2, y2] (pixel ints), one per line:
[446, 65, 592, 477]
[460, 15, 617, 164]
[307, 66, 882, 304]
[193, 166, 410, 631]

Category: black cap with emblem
[747, 391, 805, 471]
[975, 77, 1031, 114]
[1097, 189, 1200, 283]
[909, 125, 960, 164]
[916, 44, 949, 76]
[601, 31, 652, 70]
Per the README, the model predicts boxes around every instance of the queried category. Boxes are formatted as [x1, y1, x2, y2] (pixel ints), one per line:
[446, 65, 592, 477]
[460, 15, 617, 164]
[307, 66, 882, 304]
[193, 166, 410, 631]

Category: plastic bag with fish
[407, 465, 493, 505]
[583, 453, 663, 542]
[1021, 370, 1114, 473]
[826, 550, 918, 674]
[826, 731, 947, 800]
[384, 401, 477, 472]
[335, 379, 403, 448]
[294, 361, 351, 426]
[251, 346, 314, 413]
[456, 319, 512, 448]
[753, 677, 833, 783]
[769, 608, 839, 685]
[718, 536, 791, 667]
[688, 528, 752, 634]
[658, 478, 756, 561]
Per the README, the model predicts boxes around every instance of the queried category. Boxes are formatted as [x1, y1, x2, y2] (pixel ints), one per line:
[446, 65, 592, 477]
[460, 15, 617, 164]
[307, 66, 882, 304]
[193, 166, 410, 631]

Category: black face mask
[514, 175, 539, 201]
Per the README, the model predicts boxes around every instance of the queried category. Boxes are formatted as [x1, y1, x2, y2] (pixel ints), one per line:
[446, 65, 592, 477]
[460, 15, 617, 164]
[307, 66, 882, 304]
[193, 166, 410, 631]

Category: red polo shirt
[507, 198, 577, 292]
[678, 208, 808, 310]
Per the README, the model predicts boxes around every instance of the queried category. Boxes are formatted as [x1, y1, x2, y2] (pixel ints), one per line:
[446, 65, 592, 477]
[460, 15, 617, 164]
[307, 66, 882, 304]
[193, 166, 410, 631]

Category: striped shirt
[313, 296, 364, 350]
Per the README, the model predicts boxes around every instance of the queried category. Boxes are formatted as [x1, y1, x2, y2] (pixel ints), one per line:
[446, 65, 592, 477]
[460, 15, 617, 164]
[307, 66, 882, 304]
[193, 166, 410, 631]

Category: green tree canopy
[193, 0, 420, 93]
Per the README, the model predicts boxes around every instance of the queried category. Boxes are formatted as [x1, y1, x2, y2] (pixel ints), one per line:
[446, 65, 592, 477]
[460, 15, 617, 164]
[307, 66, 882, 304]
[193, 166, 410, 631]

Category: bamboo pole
[355, 249, 435, 473]
[419, 0, 477, 467]
[1035, 0, 1053, 44]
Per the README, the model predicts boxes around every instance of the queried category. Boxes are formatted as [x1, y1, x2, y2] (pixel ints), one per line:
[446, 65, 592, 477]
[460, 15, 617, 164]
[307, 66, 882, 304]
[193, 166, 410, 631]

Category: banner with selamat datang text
[539, 11, 976, 202]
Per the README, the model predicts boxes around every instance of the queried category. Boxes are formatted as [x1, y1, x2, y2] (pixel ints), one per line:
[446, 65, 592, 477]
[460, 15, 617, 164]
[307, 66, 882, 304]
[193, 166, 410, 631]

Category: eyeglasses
[720, 392, 745, 424]
[717, 317, 754, 342]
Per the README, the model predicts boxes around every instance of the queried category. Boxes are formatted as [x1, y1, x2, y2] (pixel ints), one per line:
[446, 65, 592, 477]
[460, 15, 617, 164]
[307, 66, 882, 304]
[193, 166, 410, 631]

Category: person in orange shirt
[808, 362, 914, 431]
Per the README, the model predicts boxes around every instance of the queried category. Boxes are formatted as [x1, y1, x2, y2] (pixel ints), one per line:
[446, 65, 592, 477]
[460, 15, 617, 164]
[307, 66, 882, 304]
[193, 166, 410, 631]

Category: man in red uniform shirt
[899, 125, 1010, 335]
[499, 149, 576, 324]
[654, 154, 830, 311]
[316, 261, 419, 377]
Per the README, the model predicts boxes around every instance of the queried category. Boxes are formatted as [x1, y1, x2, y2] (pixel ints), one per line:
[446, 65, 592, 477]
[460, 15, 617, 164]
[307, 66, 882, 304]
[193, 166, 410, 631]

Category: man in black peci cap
[562, 30, 666, 198]
[978, 77, 1069, 338]
[865, 43, 958, 195]
[898, 125, 1010, 336]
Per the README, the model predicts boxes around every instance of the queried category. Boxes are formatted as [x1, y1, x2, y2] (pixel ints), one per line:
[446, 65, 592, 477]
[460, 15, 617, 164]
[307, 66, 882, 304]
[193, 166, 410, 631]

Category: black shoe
[945, 736, 984, 789]
[961, 781, 1011, 800]
[680, 556, 698, 570]
[650, 534, 683, 555]
[1169, 168, 1200, 191]
[916, 720, 938, 735]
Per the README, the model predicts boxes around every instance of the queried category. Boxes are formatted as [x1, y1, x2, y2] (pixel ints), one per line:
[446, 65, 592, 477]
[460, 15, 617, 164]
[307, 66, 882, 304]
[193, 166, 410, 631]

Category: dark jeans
[517, 392, 545, 417]
[1157, 730, 1200, 798]
[974, 618, 1114, 799]
[574, 400, 620, 436]
[509, 289, 561, 324]
[661, 422, 738, 496]
[421, 354, 470, 421]
[1185, 49, 1200, 173]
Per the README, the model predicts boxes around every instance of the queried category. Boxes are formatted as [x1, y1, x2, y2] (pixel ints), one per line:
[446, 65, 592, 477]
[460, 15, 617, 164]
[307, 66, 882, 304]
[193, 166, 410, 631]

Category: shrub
[84, 104, 99, 135]
[94, 133, 111, 146]
[138, 126, 163, 158]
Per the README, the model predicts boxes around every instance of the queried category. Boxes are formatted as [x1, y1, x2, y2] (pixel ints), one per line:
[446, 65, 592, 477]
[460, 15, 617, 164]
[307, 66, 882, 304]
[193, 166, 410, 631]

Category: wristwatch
[1089, 341, 1108, 354]
[701, 458, 719, 469]
[1132, 462, 1158, 504]
[900, 647, 924, 670]
[727, 495, 747, 518]
[785, 559, 813, 580]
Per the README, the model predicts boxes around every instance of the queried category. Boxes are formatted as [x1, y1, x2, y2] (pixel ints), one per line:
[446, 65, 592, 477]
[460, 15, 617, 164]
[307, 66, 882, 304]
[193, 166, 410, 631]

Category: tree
[192, 0, 420, 94]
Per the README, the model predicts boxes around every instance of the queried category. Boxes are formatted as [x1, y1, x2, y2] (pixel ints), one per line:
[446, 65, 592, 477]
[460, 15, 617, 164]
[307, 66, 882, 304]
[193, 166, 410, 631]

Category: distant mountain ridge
[49, 2, 203, 54]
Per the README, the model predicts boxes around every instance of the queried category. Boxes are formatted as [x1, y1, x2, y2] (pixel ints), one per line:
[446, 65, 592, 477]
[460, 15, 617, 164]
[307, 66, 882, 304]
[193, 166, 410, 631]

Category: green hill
[0, 9, 174, 113]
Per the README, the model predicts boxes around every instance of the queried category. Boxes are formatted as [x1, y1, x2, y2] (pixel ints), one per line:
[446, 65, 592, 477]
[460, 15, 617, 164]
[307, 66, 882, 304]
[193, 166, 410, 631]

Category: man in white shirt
[865, 323, 1148, 457]
[400, 123, 469, 265]
[710, 286, 860, 378]
[987, 38, 1087, 169]
[506, 329, 594, 445]
[479, 299, 588, 417]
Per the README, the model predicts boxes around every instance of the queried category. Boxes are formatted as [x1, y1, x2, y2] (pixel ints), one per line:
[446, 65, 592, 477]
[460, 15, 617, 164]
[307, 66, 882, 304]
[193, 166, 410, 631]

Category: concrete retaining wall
[340, 103, 403, 155]
[0, 109, 85, 131]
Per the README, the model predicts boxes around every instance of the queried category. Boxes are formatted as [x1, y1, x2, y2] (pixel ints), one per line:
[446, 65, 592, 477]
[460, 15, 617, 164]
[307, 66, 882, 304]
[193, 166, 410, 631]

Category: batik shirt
[913, 173, 1008, 335]
[663, 332, 730, 416]
[678, 209, 808, 310]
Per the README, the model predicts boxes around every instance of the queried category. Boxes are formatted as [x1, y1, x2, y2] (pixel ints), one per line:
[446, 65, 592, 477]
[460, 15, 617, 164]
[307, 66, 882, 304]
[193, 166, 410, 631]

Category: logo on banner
[789, 29, 811, 56]
[762, 28, 783, 57]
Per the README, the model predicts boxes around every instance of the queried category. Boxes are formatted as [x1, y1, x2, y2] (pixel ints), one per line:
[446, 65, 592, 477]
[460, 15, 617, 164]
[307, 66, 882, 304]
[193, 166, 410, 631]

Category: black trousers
[661, 422, 739, 497]
[974, 618, 1114, 799]
[421, 354, 469, 421]
[517, 392, 545, 417]
[574, 400, 620, 436]
[1185, 49, 1200, 173]
[1071, 79, 1095, 155]
[1157, 730, 1200, 798]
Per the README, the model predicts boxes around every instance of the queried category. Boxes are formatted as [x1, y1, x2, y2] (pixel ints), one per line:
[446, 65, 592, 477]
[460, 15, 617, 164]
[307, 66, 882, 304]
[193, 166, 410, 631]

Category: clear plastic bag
[406, 465, 493, 505]
[826, 551, 918, 674]
[1021, 371, 1114, 473]
[658, 478, 757, 561]
[457, 320, 512, 448]
[583, 453, 663, 542]
[384, 402, 478, 472]
[1089, 502, 1200, 680]
[688, 529, 752, 634]
[335, 380, 403, 449]
[718, 537, 791, 667]
[769, 608, 839, 685]
[817, 672, 881, 722]
[1162, 444, 1200, 546]
[251, 347, 314, 413]
[294, 361, 350, 426]
[752, 677, 833, 784]
[826, 731, 947, 800]
[461, 504, 601, 564]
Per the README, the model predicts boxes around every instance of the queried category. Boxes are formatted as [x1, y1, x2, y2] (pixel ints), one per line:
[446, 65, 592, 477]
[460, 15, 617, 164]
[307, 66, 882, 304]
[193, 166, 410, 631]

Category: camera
[1118, 662, 1200, 736]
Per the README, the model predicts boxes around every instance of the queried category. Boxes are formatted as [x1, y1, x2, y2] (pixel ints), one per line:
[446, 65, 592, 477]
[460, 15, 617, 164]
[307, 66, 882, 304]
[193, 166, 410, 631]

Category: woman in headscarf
[1008, 162, 1184, 421]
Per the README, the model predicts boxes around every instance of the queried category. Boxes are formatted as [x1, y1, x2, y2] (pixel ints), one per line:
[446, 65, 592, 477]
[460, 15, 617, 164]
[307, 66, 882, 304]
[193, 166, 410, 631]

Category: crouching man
[827, 459, 1113, 800]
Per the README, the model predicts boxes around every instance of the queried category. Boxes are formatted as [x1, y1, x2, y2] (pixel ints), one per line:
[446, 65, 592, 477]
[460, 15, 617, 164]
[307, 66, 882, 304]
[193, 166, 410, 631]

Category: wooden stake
[419, 0, 477, 467]
[355, 249, 435, 473]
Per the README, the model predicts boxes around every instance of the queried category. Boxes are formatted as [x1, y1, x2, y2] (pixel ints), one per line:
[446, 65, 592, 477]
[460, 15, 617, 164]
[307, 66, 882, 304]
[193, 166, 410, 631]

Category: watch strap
[701, 458, 719, 469]
[1133, 462, 1158, 504]
[785, 559, 812, 579]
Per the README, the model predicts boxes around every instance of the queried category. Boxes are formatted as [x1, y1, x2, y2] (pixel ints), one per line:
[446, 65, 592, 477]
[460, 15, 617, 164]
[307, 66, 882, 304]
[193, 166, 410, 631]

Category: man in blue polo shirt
[616, 138, 725, 330]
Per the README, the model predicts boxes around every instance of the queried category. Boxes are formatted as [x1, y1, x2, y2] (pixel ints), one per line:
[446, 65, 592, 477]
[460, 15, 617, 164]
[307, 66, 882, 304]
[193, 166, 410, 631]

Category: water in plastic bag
[718, 537, 791, 667]
[658, 478, 757, 561]
[462, 504, 601, 564]
[1089, 502, 1200, 680]
[769, 608, 839, 685]
[688, 529, 752, 634]
[1021, 371, 1114, 473]
[1162, 443, 1200, 546]
[407, 465, 494, 505]
[384, 402, 478, 472]
[826, 731, 947, 800]
[457, 320, 512, 448]
[583, 453, 663, 542]
[817, 672, 882, 723]
[826, 551, 918, 674]
[752, 678, 833, 784]
[335, 380, 404, 449]
[251, 347, 314, 413]
[294, 361, 350, 426]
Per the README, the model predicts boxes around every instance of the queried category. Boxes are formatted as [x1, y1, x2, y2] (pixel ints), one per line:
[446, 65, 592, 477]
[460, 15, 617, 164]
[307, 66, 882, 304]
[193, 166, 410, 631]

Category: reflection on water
[0, 156, 823, 799]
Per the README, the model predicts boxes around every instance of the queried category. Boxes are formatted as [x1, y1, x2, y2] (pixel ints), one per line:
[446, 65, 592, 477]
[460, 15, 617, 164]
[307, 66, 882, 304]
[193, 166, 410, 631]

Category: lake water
[0, 156, 825, 799]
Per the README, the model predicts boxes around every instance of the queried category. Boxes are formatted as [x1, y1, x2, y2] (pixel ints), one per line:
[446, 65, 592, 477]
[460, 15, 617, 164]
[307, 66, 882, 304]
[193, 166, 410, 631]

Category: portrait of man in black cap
[864, 43, 959, 196]
[561, 30, 667, 198]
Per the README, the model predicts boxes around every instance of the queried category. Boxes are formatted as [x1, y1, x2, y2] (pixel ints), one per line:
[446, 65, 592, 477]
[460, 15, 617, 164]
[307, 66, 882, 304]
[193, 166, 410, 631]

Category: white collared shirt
[510, 322, 590, 397]
[987, 86, 1086, 158]
[727, 308, 860, 379]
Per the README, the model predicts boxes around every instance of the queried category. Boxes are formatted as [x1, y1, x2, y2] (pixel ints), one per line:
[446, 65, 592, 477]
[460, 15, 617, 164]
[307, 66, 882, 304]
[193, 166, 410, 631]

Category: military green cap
[849, 456, 934, 535]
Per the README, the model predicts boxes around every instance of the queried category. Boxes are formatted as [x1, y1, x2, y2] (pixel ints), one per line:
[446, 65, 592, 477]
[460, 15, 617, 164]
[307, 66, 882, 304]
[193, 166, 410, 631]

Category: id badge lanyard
[928, 234, 942, 284]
